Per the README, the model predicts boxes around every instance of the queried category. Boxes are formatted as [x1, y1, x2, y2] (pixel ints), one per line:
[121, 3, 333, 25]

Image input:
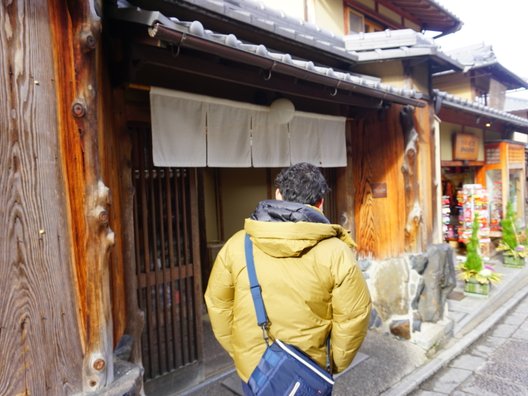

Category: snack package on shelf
[457, 184, 490, 246]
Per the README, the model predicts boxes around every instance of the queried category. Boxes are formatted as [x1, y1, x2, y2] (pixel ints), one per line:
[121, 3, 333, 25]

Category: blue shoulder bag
[244, 234, 334, 396]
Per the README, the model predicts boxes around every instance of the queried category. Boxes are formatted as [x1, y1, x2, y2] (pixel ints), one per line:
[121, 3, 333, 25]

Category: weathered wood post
[65, 1, 115, 391]
[400, 105, 422, 252]
[48, 0, 115, 392]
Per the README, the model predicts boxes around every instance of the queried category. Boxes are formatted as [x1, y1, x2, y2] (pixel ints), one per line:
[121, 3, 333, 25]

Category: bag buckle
[260, 324, 270, 346]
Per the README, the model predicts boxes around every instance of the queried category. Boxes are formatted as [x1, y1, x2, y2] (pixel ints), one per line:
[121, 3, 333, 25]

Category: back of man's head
[275, 162, 329, 206]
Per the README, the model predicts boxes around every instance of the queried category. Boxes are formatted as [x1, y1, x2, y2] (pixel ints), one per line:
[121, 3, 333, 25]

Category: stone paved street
[412, 294, 528, 395]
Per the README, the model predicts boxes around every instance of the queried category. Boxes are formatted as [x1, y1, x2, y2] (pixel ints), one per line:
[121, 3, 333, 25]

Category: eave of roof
[468, 63, 528, 90]
[442, 43, 528, 90]
[127, 0, 463, 73]
[109, 6, 426, 108]
[434, 90, 528, 133]
[343, 29, 463, 71]
[386, 0, 462, 36]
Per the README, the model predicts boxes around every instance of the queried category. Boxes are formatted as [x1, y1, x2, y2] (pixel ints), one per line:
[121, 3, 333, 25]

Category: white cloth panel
[251, 112, 290, 167]
[290, 113, 346, 167]
[207, 103, 252, 167]
[319, 118, 347, 167]
[150, 88, 206, 167]
[289, 115, 322, 166]
[150, 87, 347, 168]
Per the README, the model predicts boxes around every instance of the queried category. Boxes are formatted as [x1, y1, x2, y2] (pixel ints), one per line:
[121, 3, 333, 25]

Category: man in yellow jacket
[205, 162, 371, 394]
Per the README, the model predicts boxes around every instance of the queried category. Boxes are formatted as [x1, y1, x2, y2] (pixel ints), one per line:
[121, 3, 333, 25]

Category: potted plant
[496, 201, 527, 268]
[457, 214, 502, 296]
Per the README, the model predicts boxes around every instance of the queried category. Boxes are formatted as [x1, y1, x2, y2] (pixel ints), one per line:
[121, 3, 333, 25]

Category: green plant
[457, 214, 502, 284]
[496, 201, 527, 259]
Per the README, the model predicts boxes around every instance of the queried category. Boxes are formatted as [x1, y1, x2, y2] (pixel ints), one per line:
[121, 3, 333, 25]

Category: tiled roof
[505, 96, 528, 112]
[151, 0, 346, 55]
[344, 29, 461, 67]
[110, 5, 426, 106]
[440, 43, 528, 89]
[166, 0, 462, 38]
[127, 0, 462, 72]
[434, 90, 528, 130]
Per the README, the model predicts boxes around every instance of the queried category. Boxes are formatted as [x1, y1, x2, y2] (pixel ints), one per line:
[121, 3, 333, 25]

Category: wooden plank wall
[341, 103, 435, 259]
[348, 106, 407, 259]
[0, 2, 84, 394]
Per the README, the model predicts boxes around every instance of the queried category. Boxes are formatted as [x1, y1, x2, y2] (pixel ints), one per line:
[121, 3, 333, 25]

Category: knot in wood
[72, 101, 86, 118]
[80, 29, 97, 52]
[85, 34, 96, 49]
[93, 358, 106, 371]
[98, 210, 109, 224]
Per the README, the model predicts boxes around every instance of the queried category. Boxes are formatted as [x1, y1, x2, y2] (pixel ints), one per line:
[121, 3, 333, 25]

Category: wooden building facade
[4, 1, 527, 395]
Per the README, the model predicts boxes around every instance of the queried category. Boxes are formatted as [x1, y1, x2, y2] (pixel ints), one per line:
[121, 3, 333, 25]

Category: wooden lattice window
[130, 124, 202, 380]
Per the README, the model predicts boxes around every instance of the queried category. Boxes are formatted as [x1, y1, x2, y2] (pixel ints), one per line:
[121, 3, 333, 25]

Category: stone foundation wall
[361, 244, 457, 341]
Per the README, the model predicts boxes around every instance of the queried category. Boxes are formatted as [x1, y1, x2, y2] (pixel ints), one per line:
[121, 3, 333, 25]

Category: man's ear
[314, 198, 324, 211]
[275, 188, 283, 200]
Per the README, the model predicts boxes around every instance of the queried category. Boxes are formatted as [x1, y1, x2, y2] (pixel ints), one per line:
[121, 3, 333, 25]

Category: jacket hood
[251, 199, 330, 224]
[245, 200, 355, 258]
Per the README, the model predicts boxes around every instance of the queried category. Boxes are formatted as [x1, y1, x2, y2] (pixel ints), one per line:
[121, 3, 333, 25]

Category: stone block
[367, 258, 410, 319]
[490, 324, 517, 338]
[418, 244, 457, 322]
[411, 319, 453, 352]
[449, 355, 486, 371]
[503, 313, 525, 325]
[513, 328, 528, 340]
[421, 367, 473, 394]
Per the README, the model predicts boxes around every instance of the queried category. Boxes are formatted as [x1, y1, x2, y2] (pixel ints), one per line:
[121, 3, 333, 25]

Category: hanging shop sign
[453, 133, 480, 161]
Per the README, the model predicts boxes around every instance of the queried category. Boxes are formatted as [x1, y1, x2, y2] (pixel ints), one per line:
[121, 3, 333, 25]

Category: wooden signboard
[370, 182, 387, 198]
[453, 133, 480, 161]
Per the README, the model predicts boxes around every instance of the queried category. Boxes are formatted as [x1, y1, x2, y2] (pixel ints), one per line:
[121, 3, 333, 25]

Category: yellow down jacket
[205, 207, 371, 383]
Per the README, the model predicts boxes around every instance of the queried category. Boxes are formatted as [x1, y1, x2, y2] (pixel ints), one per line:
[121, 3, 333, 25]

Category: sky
[433, 0, 528, 99]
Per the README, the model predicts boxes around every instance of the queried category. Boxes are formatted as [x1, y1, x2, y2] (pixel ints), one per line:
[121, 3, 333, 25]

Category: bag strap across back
[244, 233, 332, 373]
[244, 234, 269, 331]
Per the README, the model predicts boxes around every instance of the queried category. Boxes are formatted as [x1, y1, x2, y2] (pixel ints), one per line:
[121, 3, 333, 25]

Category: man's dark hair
[275, 162, 329, 206]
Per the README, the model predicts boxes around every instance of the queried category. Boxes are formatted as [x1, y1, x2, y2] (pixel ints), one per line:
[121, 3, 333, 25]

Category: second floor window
[345, 7, 384, 34]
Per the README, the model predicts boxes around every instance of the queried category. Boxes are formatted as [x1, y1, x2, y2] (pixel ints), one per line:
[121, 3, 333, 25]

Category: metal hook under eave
[171, 44, 181, 57]
[330, 81, 341, 97]
[263, 69, 272, 81]
[170, 32, 187, 58]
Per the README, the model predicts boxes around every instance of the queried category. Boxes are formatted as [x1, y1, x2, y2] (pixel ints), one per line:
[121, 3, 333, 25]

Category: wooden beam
[50, 0, 115, 391]
[129, 44, 385, 109]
